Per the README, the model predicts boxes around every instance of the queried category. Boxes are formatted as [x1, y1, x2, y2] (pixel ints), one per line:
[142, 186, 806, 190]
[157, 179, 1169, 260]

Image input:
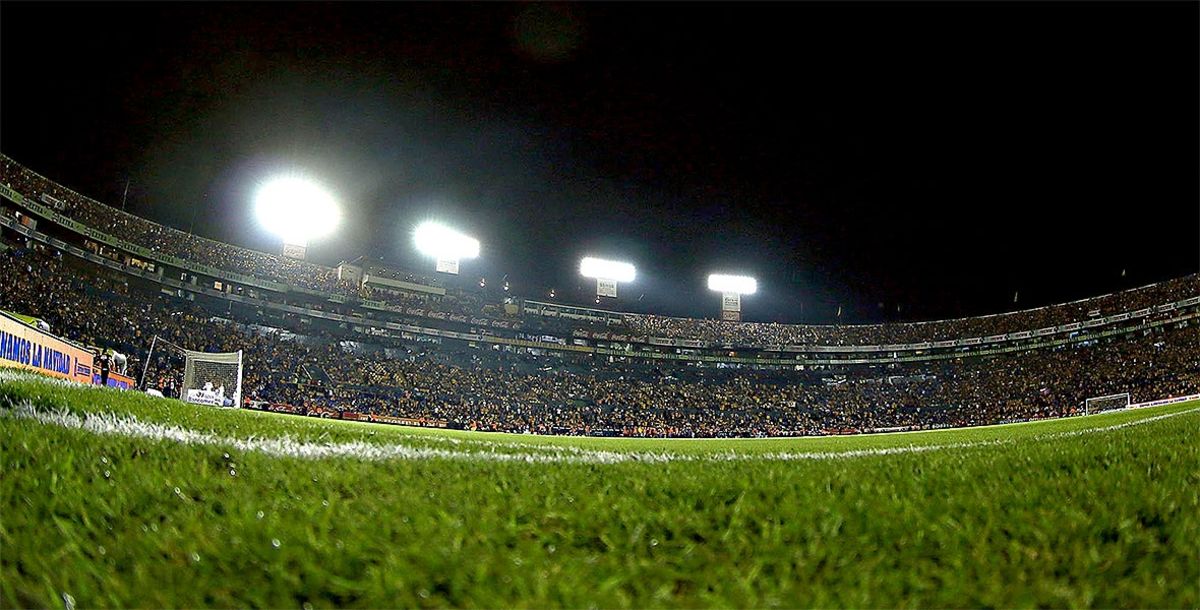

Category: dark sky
[2, 1, 1197, 324]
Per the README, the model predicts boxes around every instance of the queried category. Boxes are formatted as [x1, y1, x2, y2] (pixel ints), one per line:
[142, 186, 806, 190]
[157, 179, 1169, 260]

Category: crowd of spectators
[1, 156, 532, 335]
[1, 156, 342, 290]
[0, 156, 446, 304]
[607, 274, 1198, 347]
[3, 243, 1197, 438]
[3, 154, 1197, 353]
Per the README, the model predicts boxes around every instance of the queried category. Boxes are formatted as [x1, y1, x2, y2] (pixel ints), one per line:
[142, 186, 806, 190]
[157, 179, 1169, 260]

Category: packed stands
[578, 275, 1198, 347]
[2, 242, 1197, 438]
[2, 154, 1198, 357]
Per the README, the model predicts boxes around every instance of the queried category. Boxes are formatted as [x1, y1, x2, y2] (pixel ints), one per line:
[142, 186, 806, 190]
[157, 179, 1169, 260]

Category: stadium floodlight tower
[707, 273, 757, 322]
[580, 256, 636, 300]
[414, 221, 480, 275]
[254, 176, 341, 260]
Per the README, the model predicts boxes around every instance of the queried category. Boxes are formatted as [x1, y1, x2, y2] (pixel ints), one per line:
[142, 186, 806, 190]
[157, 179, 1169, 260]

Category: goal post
[1084, 392, 1130, 416]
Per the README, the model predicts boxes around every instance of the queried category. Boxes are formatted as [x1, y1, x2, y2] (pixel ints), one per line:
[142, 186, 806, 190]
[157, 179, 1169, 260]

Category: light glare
[580, 257, 636, 282]
[254, 176, 340, 246]
[708, 274, 757, 295]
[414, 222, 481, 260]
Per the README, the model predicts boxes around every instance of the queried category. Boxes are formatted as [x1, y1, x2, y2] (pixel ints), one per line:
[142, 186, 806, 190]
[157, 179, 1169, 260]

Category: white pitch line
[0, 402, 671, 464]
[3, 401, 1197, 465]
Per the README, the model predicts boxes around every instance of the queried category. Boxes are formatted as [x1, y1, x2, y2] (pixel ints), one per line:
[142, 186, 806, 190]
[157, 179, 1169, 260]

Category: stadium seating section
[2, 155, 1199, 437]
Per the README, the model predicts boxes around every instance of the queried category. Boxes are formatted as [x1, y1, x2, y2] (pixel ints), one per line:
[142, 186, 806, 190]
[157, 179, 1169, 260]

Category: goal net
[183, 349, 243, 408]
[1084, 392, 1130, 416]
[140, 336, 242, 408]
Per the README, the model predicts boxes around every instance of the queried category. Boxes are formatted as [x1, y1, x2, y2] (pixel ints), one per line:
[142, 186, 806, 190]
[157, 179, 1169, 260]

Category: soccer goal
[1084, 392, 1130, 416]
[140, 336, 243, 408]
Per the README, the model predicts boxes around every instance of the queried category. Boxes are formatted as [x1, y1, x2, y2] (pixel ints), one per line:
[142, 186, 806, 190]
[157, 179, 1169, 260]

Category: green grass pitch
[2, 371, 1197, 608]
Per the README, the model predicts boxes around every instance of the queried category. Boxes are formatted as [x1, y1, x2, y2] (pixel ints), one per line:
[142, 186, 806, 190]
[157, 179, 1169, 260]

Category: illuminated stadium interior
[2, 154, 1197, 437]
[2, 4, 1198, 607]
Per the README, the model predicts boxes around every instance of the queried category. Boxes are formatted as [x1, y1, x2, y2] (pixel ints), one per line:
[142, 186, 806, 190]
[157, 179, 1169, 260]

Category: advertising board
[0, 311, 94, 384]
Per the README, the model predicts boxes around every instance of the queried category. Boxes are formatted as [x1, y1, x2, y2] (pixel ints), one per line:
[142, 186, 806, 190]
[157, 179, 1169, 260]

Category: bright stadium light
[254, 176, 341, 259]
[580, 256, 635, 299]
[414, 221, 480, 275]
[580, 257, 636, 282]
[707, 274, 757, 295]
[707, 273, 757, 322]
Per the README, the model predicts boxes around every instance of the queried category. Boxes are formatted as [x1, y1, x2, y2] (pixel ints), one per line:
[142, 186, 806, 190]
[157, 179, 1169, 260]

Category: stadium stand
[3, 154, 1198, 351]
[1, 241, 1197, 438]
[3, 154, 1200, 437]
[533, 275, 1199, 347]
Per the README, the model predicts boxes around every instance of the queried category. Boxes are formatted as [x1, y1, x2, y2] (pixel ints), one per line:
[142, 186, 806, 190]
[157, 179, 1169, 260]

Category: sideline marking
[4, 401, 1197, 465]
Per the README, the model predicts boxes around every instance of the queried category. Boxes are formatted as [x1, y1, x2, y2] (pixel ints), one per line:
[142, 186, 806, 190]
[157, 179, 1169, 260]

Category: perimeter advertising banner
[0, 311, 94, 384]
[361, 413, 449, 428]
[185, 388, 227, 406]
[94, 371, 135, 390]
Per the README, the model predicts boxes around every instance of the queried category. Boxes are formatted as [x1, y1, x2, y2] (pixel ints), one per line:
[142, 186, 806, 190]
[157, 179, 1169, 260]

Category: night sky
[2, 2, 1197, 324]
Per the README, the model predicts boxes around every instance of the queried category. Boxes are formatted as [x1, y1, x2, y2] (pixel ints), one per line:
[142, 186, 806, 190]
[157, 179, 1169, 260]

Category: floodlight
[707, 274, 757, 295]
[414, 222, 480, 261]
[708, 273, 756, 322]
[254, 176, 340, 247]
[579, 257, 636, 283]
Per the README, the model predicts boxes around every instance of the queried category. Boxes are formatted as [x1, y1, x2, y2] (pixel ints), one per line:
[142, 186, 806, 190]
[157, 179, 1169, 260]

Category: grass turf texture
[1, 372, 1197, 608]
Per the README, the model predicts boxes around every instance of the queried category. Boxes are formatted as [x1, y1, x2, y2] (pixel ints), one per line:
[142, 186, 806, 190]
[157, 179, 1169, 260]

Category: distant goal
[141, 336, 242, 408]
[1084, 393, 1130, 416]
[183, 349, 243, 408]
